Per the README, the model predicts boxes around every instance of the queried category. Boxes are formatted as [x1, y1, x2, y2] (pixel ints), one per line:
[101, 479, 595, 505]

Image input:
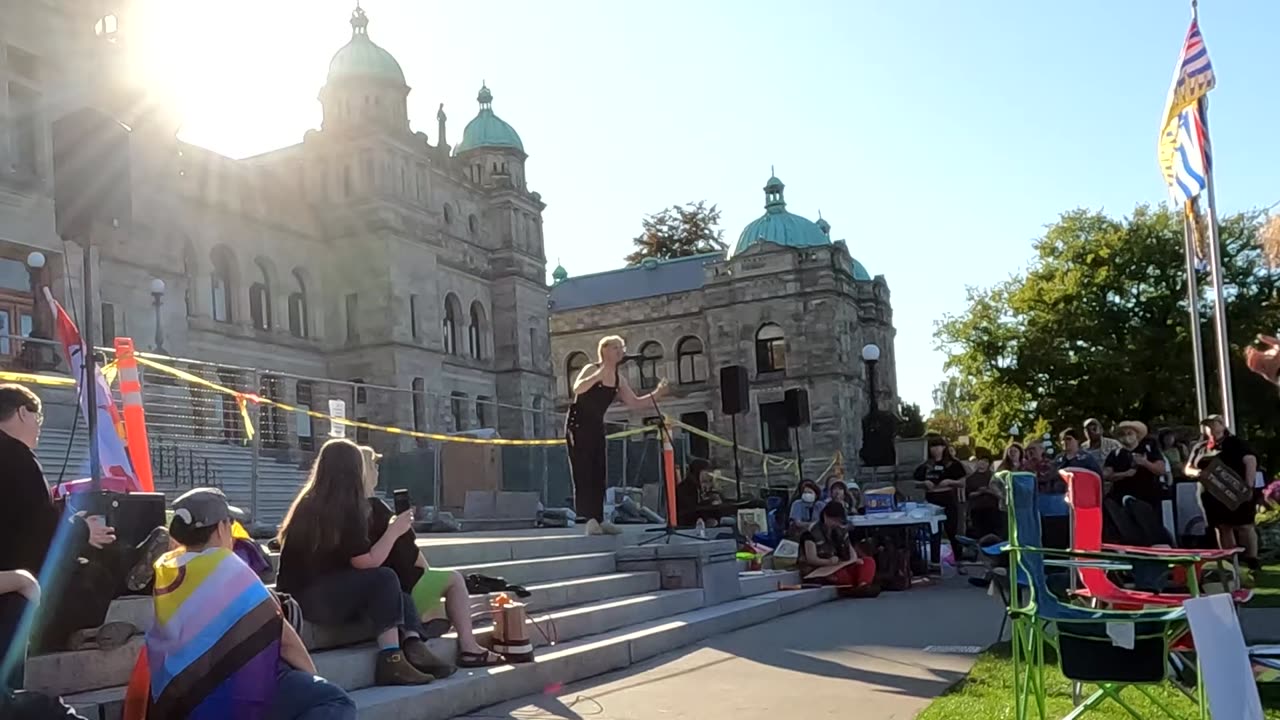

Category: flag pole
[1200, 95, 1236, 428]
[1182, 207, 1210, 421]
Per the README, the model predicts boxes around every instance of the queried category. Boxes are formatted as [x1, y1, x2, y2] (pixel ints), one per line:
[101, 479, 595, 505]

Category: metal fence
[3, 334, 685, 529]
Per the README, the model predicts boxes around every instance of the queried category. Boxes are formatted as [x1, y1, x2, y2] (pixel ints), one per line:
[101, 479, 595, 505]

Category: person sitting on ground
[0, 383, 167, 658]
[814, 477, 853, 519]
[275, 439, 437, 686]
[125, 487, 354, 719]
[676, 457, 725, 528]
[799, 502, 878, 597]
[787, 480, 824, 537]
[358, 446, 504, 668]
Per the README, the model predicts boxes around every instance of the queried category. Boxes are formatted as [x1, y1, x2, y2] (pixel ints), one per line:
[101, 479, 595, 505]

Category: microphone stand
[640, 388, 708, 546]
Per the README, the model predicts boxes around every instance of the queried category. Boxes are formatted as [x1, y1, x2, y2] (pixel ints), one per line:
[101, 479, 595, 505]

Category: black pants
[567, 427, 607, 523]
[295, 567, 414, 636]
[1, 593, 28, 690]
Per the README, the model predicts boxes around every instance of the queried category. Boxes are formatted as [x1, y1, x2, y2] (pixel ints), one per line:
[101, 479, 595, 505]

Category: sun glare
[123, 0, 323, 158]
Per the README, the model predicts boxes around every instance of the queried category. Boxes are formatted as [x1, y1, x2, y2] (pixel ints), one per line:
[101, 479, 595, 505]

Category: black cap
[171, 487, 245, 529]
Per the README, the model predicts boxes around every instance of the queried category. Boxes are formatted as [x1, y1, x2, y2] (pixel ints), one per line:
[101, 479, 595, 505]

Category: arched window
[443, 204, 453, 224]
[565, 352, 588, 396]
[755, 323, 786, 373]
[638, 341, 663, 390]
[288, 268, 308, 339]
[210, 246, 236, 324]
[676, 336, 705, 384]
[442, 293, 461, 355]
[468, 214, 479, 236]
[468, 301, 487, 360]
[249, 259, 272, 332]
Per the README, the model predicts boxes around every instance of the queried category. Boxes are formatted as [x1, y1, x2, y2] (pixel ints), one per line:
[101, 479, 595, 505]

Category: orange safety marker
[662, 417, 678, 529]
[114, 338, 155, 492]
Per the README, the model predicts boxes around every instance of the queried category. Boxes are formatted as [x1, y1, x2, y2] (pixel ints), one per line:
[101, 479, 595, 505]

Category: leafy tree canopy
[934, 205, 1280, 469]
[626, 201, 727, 264]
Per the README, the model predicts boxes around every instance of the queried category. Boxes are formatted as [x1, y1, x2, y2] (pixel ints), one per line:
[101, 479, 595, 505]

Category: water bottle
[695, 518, 706, 539]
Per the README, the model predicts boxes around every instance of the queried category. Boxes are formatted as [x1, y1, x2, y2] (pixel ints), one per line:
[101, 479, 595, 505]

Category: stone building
[0, 3, 554, 456]
[548, 174, 898, 487]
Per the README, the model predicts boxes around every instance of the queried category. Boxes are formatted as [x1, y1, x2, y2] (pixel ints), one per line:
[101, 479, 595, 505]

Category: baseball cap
[1199, 414, 1226, 427]
[1083, 418, 1103, 429]
[172, 487, 245, 529]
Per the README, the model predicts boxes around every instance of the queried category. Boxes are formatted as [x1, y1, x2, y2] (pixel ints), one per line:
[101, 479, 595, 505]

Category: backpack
[872, 534, 913, 592]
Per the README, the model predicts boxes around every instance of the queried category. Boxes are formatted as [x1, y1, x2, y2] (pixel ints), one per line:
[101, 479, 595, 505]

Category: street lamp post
[858, 343, 897, 469]
[150, 278, 166, 354]
[23, 251, 52, 369]
[861, 343, 882, 408]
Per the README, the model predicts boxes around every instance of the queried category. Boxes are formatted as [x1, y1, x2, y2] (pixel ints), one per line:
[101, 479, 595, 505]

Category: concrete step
[65, 587, 835, 720]
[100, 570, 663, 637]
[738, 570, 800, 597]
[443, 551, 617, 587]
[314, 588, 706, 692]
[348, 588, 836, 720]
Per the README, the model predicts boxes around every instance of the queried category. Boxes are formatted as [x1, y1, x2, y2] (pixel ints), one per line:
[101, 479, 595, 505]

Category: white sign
[328, 399, 346, 438]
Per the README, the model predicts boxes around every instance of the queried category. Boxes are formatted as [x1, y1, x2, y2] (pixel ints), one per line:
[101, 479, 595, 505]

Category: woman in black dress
[567, 335, 668, 535]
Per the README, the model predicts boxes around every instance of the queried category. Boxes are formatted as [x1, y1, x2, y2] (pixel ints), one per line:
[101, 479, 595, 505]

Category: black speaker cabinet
[784, 388, 810, 428]
[53, 107, 132, 239]
[719, 365, 749, 415]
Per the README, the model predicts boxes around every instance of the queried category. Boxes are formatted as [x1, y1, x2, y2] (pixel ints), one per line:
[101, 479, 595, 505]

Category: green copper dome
[457, 84, 524, 154]
[327, 7, 406, 85]
[731, 175, 831, 257]
[850, 258, 872, 281]
[552, 262, 568, 284]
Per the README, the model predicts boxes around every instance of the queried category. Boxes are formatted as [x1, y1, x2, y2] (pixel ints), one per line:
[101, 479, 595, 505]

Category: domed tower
[730, 174, 831, 257]
[319, 5, 410, 134]
[456, 84, 526, 189]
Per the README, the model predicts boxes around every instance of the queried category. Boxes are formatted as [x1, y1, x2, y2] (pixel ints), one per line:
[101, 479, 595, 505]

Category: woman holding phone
[359, 446, 504, 668]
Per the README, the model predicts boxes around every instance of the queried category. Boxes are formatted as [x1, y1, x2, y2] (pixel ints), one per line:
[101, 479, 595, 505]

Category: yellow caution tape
[134, 356, 657, 446]
[0, 371, 76, 387]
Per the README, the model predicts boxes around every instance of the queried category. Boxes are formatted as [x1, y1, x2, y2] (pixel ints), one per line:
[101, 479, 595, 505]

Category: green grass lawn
[1249, 562, 1280, 608]
[918, 642, 1280, 720]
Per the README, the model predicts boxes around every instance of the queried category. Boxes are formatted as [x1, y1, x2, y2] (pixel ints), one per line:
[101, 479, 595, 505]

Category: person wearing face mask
[788, 481, 824, 537]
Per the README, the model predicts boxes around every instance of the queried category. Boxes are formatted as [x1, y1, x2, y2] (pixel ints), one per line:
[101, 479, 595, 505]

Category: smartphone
[393, 488, 412, 514]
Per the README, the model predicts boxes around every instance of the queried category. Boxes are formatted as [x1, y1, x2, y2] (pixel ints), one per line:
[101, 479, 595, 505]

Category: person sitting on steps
[125, 487, 355, 719]
[358, 446, 504, 668]
[276, 439, 438, 686]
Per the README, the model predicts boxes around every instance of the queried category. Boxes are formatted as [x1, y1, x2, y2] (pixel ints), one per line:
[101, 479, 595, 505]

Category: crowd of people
[0, 380, 515, 718]
[906, 415, 1264, 571]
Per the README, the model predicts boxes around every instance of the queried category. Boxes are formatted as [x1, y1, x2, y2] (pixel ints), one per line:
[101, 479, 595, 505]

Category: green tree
[625, 201, 726, 264]
[927, 377, 972, 443]
[934, 205, 1280, 467]
[898, 401, 926, 438]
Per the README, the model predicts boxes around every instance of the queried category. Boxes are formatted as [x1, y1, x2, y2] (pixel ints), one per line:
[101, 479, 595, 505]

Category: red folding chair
[1061, 468, 1251, 610]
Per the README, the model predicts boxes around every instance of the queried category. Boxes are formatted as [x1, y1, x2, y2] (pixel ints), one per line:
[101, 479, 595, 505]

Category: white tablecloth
[851, 508, 946, 535]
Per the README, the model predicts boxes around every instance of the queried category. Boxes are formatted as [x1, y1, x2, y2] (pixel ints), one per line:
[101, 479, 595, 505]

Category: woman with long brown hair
[275, 439, 435, 686]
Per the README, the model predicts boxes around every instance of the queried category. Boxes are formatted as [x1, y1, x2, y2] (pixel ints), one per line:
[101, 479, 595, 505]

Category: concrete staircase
[33, 427, 309, 525]
[34, 529, 831, 720]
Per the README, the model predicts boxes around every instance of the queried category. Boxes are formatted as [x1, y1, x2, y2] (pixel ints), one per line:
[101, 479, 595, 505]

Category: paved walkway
[462, 578, 1006, 720]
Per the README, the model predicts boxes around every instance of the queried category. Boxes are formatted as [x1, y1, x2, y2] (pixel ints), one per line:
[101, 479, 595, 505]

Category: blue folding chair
[1001, 471, 1206, 720]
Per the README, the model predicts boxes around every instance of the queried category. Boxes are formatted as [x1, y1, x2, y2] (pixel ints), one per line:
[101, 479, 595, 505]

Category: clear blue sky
[150, 0, 1280, 412]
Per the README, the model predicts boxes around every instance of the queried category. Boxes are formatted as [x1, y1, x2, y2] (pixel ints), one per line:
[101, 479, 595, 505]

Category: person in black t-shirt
[275, 439, 435, 687]
[914, 435, 966, 545]
[1103, 420, 1166, 506]
[1185, 415, 1260, 569]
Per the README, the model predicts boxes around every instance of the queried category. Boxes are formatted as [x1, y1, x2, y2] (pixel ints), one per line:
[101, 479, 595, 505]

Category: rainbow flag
[127, 547, 281, 719]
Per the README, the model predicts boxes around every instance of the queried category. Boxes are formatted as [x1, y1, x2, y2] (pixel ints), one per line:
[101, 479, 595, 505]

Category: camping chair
[1061, 468, 1251, 609]
[1003, 471, 1206, 720]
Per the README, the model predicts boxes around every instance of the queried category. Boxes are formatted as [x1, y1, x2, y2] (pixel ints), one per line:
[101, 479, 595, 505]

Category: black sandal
[457, 649, 505, 668]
